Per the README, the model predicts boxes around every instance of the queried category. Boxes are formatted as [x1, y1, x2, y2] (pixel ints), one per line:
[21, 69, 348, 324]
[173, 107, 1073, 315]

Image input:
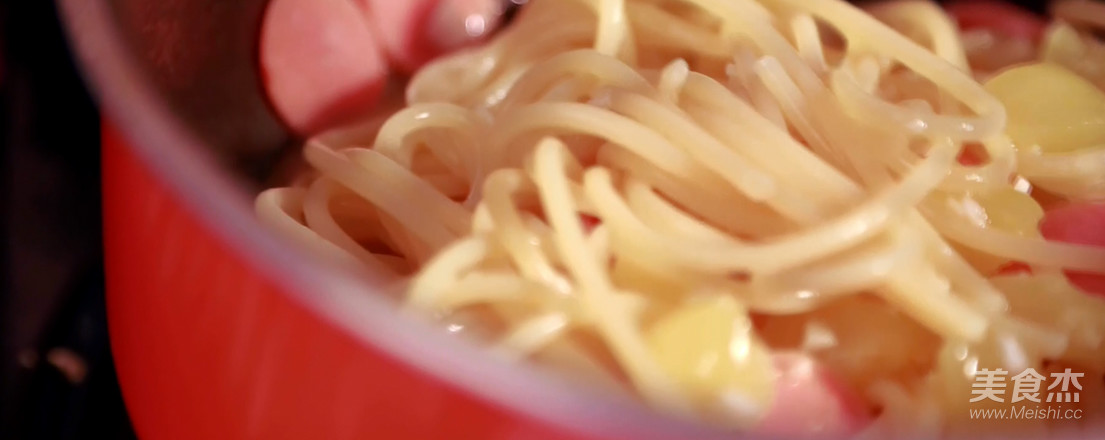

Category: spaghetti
[258, 0, 1105, 436]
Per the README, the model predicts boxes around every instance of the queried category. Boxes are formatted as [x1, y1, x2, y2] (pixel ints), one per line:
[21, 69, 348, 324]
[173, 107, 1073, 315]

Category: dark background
[0, 0, 136, 439]
[0, 0, 1053, 439]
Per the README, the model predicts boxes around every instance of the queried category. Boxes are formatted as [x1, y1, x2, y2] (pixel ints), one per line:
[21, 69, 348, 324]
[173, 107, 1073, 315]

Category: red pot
[58, 0, 724, 439]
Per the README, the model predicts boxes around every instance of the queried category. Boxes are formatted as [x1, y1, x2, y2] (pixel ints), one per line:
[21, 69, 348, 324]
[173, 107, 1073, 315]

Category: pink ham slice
[757, 353, 871, 439]
[259, 0, 501, 136]
[259, 0, 389, 135]
[946, 0, 1047, 43]
[356, 0, 503, 73]
[1039, 202, 1105, 295]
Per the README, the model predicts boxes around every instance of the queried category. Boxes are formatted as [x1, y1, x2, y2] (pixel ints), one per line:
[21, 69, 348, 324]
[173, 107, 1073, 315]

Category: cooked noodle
[258, 0, 1105, 436]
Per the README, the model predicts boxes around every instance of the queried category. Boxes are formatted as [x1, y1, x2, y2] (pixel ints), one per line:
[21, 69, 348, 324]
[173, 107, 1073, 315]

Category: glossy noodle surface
[258, 0, 1105, 437]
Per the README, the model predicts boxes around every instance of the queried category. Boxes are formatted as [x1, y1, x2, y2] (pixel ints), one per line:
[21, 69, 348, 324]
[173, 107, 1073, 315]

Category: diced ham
[946, 0, 1047, 43]
[356, 0, 503, 73]
[580, 213, 601, 233]
[757, 353, 871, 439]
[260, 0, 501, 135]
[1039, 202, 1105, 295]
[260, 0, 389, 135]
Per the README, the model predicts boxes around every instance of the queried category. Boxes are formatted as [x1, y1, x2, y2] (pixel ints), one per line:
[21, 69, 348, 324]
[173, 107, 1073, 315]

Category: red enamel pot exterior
[102, 122, 583, 440]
